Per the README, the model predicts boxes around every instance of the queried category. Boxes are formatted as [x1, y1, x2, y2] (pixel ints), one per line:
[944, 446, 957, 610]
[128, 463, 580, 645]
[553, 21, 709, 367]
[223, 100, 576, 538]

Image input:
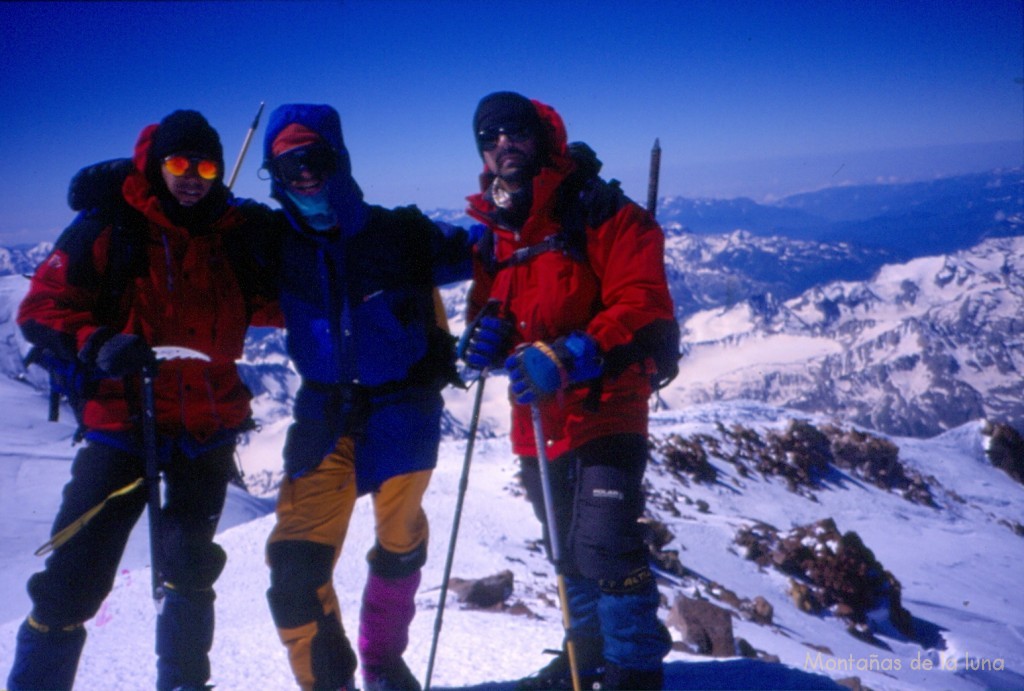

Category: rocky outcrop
[982, 421, 1024, 486]
[735, 518, 914, 644]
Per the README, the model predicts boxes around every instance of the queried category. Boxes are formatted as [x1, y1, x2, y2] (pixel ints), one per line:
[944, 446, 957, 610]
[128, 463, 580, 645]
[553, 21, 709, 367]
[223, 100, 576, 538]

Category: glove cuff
[554, 332, 603, 383]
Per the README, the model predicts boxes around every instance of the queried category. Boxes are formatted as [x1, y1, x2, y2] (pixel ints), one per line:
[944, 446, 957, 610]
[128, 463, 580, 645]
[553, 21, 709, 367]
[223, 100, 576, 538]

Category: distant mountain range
[3, 168, 1021, 440]
[656, 167, 1023, 257]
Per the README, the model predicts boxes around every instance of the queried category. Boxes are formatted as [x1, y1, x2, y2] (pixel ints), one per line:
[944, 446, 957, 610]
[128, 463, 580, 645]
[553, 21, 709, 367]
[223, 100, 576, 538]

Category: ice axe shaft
[531, 403, 582, 691]
[225, 101, 265, 191]
[141, 362, 163, 605]
[143, 345, 211, 606]
[646, 138, 661, 219]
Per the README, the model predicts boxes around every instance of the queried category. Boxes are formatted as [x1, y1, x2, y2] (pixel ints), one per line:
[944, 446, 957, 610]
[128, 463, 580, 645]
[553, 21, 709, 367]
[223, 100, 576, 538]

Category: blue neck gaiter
[286, 189, 338, 231]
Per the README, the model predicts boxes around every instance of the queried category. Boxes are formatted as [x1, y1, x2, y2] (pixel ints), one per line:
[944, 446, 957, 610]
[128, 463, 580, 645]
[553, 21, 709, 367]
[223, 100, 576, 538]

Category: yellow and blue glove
[507, 332, 603, 405]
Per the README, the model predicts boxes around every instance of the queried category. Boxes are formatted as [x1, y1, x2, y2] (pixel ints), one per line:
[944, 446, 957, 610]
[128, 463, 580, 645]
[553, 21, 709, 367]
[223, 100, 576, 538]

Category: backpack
[477, 142, 681, 390]
[23, 199, 144, 432]
[27, 160, 274, 429]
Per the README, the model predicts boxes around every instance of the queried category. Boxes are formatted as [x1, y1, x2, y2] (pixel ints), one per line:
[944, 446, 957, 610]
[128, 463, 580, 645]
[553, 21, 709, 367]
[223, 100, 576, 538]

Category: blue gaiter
[286, 189, 337, 231]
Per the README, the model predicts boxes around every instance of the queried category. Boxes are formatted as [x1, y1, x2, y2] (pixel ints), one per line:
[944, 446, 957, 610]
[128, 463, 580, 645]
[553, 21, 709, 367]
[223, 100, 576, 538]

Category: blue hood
[263, 103, 368, 236]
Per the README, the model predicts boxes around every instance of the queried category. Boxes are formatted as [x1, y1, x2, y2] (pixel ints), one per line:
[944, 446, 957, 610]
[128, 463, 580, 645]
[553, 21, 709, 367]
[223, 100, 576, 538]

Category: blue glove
[458, 315, 515, 371]
[506, 332, 603, 405]
[457, 303, 514, 371]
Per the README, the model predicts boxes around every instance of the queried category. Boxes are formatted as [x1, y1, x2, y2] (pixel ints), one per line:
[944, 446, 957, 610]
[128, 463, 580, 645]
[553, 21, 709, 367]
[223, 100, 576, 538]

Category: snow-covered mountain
[5, 218, 1021, 444]
[668, 236, 1024, 438]
[232, 232, 1024, 442]
[0, 243, 52, 277]
[660, 229, 899, 318]
[657, 168, 1023, 257]
[1, 170, 1022, 688]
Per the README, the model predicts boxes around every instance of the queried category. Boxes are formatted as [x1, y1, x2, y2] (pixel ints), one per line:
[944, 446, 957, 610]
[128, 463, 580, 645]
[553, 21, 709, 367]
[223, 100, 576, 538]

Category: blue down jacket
[263, 104, 475, 490]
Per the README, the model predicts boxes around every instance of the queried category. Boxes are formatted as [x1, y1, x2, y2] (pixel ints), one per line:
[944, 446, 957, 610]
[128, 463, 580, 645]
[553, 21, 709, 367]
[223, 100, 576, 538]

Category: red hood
[120, 122, 170, 222]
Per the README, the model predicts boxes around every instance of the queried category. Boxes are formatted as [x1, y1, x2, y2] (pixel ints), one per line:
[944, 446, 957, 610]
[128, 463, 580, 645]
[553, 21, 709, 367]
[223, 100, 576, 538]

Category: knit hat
[145, 110, 224, 187]
[473, 91, 544, 154]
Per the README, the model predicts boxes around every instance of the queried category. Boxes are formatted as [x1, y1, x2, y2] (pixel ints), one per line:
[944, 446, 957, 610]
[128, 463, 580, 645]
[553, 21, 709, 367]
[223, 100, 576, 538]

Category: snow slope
[1, 365, 1022, 690]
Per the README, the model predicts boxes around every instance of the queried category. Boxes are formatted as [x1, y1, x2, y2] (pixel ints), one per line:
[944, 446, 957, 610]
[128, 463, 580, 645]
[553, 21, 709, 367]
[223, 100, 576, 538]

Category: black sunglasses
[269, 144, 337, 183]
[476, 125, 533, 152]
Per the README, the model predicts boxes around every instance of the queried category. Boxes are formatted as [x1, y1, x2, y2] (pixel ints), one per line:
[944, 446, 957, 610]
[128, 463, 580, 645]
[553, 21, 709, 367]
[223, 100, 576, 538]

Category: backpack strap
[95, 208, 147, 327]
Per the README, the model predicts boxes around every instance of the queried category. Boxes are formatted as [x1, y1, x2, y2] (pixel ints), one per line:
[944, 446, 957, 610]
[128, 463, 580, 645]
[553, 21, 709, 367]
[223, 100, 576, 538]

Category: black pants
[518, 433, 649, 584]
[15, 438, 234, 690]
[518, 433, 670, 677]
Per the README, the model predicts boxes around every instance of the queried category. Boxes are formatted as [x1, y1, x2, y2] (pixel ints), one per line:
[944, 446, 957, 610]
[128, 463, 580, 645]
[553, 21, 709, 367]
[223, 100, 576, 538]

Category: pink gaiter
[357, 570, 421, 669]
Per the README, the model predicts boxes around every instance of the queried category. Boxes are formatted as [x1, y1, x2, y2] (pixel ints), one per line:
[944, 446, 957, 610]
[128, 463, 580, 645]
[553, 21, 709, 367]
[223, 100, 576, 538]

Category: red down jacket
[465, 99, 676, 460]
[18, 124, 276, 443]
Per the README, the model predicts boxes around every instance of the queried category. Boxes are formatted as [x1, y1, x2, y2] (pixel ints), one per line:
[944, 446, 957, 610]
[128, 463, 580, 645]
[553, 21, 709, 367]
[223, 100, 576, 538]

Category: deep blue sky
[1, 0, 1021, 245]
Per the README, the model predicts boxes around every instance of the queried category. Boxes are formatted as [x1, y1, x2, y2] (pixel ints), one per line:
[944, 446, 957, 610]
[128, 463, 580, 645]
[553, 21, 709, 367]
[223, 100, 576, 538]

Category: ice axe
[225, 101, 265, 191]
[34, 345, 211, 608]
[531, 403, 582, 691]
[142, 346, 210, 606]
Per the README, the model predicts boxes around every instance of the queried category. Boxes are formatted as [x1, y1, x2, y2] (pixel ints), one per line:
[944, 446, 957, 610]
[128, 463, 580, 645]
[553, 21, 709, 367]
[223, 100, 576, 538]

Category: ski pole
[531, 403, 582, 691]
[140, 359, 164, 607]
[423, 370, 489, 691]
[225, 101, 265, 190]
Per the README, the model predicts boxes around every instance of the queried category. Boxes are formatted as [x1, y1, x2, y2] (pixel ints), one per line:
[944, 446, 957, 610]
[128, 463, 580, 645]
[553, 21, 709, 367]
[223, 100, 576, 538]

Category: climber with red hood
[459, 91, 678, 690]
[261, 103, 477, 691]
[9, 110, 278, 691]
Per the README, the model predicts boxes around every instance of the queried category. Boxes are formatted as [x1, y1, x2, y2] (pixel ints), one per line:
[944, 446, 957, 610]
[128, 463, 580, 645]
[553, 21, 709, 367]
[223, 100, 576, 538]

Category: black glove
[80, 328, 154, 378]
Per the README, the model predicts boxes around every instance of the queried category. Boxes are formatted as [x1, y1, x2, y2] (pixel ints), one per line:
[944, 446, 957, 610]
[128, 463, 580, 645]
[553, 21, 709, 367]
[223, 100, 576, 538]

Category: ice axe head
[151, 346, 211, 363]
[143, 346, 211, 377]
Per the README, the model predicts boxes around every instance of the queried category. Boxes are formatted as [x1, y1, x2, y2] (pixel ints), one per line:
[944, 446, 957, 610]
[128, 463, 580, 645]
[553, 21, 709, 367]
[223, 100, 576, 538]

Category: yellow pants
[266, 436, 431, 690]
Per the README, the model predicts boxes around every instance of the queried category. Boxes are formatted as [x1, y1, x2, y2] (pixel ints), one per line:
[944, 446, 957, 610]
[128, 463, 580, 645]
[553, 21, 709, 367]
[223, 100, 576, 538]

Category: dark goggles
[269, 144, 337, 183]
[476, 125, 532, 152]
[162, 155, 219, 181]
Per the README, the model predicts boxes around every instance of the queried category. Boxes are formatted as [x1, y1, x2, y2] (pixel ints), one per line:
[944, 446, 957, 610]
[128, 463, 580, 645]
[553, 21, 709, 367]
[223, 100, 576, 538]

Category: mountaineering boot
[517, 574, 605, 690]
[362, 657, 421, 691]
[7, 615, 87, 691]
[358, 570, 422, 690]
[514, 638, 606, 690]
[602, 662, 664, 690]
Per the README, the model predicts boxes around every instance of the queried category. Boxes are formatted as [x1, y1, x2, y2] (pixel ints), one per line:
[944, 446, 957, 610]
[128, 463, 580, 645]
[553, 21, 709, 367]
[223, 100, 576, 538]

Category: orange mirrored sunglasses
[162, 155, 219, 181]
